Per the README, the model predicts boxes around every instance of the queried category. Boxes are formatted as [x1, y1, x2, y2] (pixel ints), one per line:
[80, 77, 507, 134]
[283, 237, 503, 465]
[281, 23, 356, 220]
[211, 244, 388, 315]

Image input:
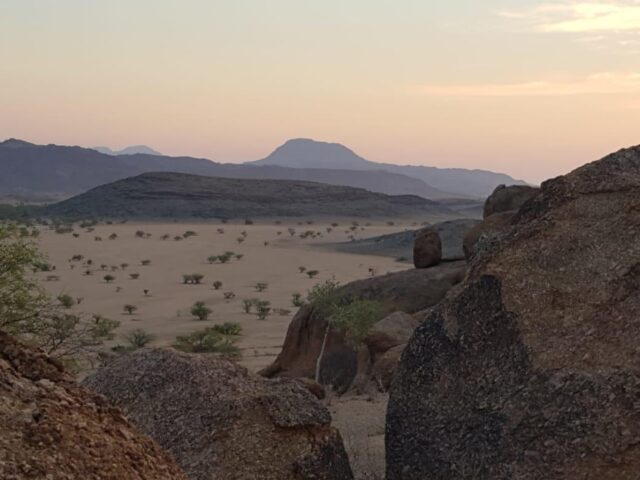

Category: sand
[35, 219, 417, 371]
[35, 218, 425, 479]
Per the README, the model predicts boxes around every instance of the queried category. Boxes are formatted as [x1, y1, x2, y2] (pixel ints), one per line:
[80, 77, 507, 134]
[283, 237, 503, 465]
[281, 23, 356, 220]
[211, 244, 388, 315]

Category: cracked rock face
[0, 332, 185, 480]
[386, 146, 640, 480]
[83, 348, 353, 480]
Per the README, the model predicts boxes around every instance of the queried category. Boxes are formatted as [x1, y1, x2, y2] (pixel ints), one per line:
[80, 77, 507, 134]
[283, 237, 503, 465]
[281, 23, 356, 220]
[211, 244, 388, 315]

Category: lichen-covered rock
[413, 228, 442, 268]
[84, 348, 353, 480]
[387, 146, 640, 479]
[260, 263, 466, 392]
[0, 332, 185, 480]
[483, 184, 539, 218]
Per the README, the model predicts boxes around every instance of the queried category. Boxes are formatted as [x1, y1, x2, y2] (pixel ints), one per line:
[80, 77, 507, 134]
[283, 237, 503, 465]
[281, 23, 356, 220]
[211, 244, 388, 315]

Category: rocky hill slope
[386, 145, 640, 479]
[0, 139, 452, 200]
[0, 331, 186, 480]
[44, 171, 456, 220]
[84, 348, 353, 480]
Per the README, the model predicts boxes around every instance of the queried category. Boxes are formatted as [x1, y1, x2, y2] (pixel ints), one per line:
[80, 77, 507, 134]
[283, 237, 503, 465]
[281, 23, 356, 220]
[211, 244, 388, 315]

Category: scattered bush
[254, 282, 268, 292]
[223, 291, 236, 300]
[242, 299, 254, 313]
[255, 300, 271, 320]
[173, 326, 240, 355]
[306, 270, 319, 279]
[191, 301, 212, 321]
[212, 280, 223, 290]
[182, 273, 204, 284]
[140, 259, 151, 266]
[129, 273, 140, 280]
[123, 304, 138, 315]
[103, 274, 115, 283]
[124, 329, 154, 349]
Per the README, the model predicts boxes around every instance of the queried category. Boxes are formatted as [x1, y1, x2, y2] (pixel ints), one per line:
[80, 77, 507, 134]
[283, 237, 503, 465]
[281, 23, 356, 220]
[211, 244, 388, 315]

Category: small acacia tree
[104, 274, 115, 283]
[123, 304, 138, 315]
[212, 280, 223, 290]
[0, 225, 119, 366]
[255, 300, 271, 320]
[191, 301, 212, 321]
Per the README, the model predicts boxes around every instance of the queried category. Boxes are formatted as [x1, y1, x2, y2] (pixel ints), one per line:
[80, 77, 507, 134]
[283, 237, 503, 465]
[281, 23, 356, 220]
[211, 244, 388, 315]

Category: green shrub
[57, 294, 74, 309]
[191, 301, 212, 320]
[173, 326, 240, 355]
[124, 329, 154, 349]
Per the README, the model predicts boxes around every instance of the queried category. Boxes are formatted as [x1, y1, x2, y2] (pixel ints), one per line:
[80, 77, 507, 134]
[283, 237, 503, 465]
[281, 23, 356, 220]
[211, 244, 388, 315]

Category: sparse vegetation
[254, 282, 268, 292]
[212, 280, 223, 290]
[182, 273, 204, 284]
[223, 291, 236, 300]
[173, 324, 241, 355]
[103, 274, 115, 283]
[129, 272, 140, 280]
[124, 329, 154, 349]
[306, 269, 319, 279]
[0, 224, 119, 366]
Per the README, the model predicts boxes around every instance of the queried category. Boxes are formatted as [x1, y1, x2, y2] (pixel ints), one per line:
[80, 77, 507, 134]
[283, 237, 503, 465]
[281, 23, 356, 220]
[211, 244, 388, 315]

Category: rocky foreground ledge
[387, 146, 640, 479]
[0, 331, 186, 480]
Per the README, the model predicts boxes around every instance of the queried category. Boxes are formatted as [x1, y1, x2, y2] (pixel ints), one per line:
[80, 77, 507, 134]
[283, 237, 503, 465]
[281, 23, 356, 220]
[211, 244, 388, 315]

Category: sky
[1, 1, 639, 183]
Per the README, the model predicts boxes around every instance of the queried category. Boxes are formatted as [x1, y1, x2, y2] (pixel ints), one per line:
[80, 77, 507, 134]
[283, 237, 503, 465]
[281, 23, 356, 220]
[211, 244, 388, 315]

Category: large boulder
[483, 184, 539, 218]
[0, 332, 185, 480]
[386, 146, 640, 479]
[413, 228, 442, 268]
[364, 311, 418, 360]
[260, 262, 466, 392]
[84, 348, 353, 480]
[462, 210, 515, 260]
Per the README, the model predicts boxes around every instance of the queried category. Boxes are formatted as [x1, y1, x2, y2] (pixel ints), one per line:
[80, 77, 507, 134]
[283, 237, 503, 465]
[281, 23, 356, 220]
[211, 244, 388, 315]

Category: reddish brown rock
[0, 331, 185, 480]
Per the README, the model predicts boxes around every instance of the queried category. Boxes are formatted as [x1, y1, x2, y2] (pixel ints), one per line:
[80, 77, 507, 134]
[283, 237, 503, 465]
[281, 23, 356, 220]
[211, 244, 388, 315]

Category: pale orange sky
[1, 1, 639, 183]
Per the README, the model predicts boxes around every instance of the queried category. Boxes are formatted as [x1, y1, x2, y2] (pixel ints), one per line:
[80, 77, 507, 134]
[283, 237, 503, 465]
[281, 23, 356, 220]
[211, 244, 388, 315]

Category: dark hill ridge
[45, 172, 457, 220]
[0, 139, 452, 200]
[252, 138, 528, 198]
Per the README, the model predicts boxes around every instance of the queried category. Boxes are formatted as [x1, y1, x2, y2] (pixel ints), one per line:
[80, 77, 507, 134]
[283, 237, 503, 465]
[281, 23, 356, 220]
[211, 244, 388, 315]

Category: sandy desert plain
[34, 216, 437, 477]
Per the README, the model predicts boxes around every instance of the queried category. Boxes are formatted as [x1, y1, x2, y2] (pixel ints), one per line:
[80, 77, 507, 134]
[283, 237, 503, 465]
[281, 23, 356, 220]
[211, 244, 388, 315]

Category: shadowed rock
[0, 332, 185, 480]
[413, 228, 442, 268]
[386, 145, 640, 479]
[483, 184, 539, 218]
[84, 348, 353, 480]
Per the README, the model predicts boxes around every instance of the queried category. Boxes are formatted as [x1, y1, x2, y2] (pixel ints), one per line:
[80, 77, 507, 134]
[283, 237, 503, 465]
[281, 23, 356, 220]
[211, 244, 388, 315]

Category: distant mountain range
[251, 139, 527, 198]
[92, 145, 163, 156]
[45, 172, 457, 220]
[0, 138, 525, 201]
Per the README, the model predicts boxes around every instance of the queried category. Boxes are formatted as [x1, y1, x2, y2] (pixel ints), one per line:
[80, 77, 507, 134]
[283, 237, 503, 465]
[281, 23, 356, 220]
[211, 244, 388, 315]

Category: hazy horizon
[2, 1, 639, 184]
